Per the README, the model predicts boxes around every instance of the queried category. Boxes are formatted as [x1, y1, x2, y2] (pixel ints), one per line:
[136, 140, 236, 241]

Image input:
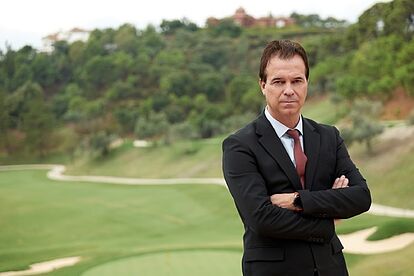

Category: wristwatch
[293, 192, 303, 208]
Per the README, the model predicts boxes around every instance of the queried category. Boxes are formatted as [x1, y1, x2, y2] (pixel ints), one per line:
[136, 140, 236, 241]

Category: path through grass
[1, 167, 413, 275]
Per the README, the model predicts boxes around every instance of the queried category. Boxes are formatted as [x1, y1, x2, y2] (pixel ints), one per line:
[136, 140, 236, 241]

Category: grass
[346, 244, 414, 276]
[336, 214, 414, 240]
[348, 126, 414, 209]
[66, 126, 414, 211]
[65, 138, 224, 178]
[1, 96, 414, 275]
[82, 250, 242, 276]
[0, 169, 242, 275]
[302, 95, 345, 125]
[0, 169, 413, 275]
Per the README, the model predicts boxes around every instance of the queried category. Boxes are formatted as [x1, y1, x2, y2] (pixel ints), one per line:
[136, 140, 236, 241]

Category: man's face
[259, 54, 308, 125]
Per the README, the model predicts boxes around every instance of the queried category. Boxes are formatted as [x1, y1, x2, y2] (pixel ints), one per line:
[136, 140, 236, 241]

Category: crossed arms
[271, 175, 349, 212]
[222, 131, 371, 243]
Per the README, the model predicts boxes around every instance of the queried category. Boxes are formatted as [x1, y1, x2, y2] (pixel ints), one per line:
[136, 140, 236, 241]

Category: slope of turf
[0, 170, 242, 275]
[348, 125, 414, 209]
[82, 250, 242, 276]
[1, 169, 413, 275]
[66, 126, 414, 210]
[66, 137, 224, 178]
[302, 95, 346, 125]
[346, 244, 414, 276]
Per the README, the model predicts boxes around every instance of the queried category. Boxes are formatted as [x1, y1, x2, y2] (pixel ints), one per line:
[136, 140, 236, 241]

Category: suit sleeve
[223, 135, 335, 243]
[299, 127, 372, 219]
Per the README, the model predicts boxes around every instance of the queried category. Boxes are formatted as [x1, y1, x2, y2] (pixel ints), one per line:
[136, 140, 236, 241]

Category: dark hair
[259, 40, 309, 82]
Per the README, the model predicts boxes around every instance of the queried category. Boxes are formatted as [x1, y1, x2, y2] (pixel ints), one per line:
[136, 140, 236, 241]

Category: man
[222, 40, 371, 276]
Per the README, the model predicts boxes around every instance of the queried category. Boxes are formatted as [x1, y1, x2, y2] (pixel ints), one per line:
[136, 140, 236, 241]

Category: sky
[0, 0, 389, 51]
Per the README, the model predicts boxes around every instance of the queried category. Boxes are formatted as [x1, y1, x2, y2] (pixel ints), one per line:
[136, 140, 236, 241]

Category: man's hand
[270, 175, 349, 212]
[270, 192, 302, 211]
[333, 175, 349, 224]
[332, 175, 349, 189]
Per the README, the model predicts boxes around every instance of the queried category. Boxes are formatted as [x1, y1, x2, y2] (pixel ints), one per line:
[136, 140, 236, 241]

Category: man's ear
[259, 79, 266, 95]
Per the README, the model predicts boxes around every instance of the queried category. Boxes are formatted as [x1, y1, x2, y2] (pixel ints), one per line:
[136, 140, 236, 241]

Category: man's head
[259, 40, 309, 128]
[259, 40, 309, 83]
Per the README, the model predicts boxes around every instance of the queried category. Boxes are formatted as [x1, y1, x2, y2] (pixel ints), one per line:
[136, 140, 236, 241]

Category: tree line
[0, 0, 413, 158]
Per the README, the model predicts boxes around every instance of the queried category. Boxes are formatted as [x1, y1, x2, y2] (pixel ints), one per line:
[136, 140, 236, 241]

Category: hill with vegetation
[0, 0, 413, 161]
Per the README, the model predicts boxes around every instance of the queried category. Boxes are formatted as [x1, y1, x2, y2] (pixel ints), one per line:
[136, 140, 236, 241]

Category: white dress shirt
[264, 107, 304, 167]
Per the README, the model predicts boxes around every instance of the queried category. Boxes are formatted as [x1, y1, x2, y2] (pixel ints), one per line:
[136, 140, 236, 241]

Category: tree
[290, 13, 347, 29]
[189, 98, 225, 138]
[310, 56, 345, 93]
[340, 100, 384, 153]
[113, 105, 139, 134]
[89, 131, 116, 156]
[160, 18, 198, 35]
[139, 25, 165, 58]
[31, 53, 56, 87]
[68, 41, 86, 66]
[194, 37, 233, 69]
[134, 112, 169, 141]
[6, 81, 44, 128]
[114, 24, 139, 54]
[396, 38, 414, 95]
[159, 71, 194, 97]
[226, 74, 258, 113]
[105, 80, 135, 101]
[335, 75, 370, 99]
[52, 83, 84, 121]
[10, 64, 33, 91]
[81, 55, 115, 93]
[0, 89, 11, 154]
[18, 82, 56, 156]
[207, 19, 242, 38]
[196, 72, 226, 102]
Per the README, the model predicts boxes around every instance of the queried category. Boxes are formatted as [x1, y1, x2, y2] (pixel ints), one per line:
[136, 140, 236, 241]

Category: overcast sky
[1, 0, 389, 51]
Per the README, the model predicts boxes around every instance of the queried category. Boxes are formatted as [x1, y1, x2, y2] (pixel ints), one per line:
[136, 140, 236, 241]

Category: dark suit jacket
[222, 113, 371, 276]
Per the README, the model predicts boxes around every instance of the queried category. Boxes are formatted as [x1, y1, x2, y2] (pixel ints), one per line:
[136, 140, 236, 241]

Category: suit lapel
[256, 114, 303, 191]
[303, 118, 320, 190]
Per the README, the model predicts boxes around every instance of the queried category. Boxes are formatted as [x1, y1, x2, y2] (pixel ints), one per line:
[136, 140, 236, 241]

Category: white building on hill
[41, 27, 90, 52]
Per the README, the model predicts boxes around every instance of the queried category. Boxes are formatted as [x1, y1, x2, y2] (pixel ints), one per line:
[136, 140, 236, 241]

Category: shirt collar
[264, 107, 303, 138]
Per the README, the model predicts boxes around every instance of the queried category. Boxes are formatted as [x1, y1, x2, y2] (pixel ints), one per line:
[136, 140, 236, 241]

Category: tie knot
[287, 129, 300, 140]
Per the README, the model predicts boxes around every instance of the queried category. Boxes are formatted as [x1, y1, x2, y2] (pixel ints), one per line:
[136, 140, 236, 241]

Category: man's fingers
[332, 175, 349, 189]
[333, 177, 340, 189]
[339, 175, 349, 188]
[342, 178, 349, 188]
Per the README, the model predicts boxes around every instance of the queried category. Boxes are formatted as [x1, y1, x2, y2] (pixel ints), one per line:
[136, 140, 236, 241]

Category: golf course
[1, 98, 414, 275]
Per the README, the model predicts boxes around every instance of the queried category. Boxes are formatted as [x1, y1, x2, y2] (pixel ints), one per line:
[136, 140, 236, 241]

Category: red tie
[287, 129, 307, 189]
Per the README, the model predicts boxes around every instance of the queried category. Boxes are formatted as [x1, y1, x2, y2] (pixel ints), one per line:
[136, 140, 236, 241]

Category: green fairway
[82, 250, 242, 276]
[1, 168, 414, 275]
[346, 244, 414, 276]
[0, 169, 242, 275]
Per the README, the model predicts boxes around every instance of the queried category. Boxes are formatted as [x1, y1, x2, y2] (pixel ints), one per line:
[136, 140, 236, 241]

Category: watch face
[293, 195, 301, 207]
[293, 197, 298, 207]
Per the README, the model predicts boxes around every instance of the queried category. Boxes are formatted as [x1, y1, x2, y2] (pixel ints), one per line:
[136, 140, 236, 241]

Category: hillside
[1, 0, 413, 160]
[66, 137, 223, 178]
[66, 122, 414, 210]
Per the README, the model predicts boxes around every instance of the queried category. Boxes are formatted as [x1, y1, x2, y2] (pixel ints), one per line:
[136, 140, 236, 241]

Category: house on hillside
[207, 7, 295, 28]
[41, 27, 90, 53]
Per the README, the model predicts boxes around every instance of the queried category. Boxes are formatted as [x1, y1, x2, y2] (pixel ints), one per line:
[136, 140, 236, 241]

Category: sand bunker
[0, 256, 81, 276]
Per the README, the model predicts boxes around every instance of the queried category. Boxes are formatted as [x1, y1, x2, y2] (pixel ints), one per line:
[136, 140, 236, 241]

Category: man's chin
[281, 107, 300, 115]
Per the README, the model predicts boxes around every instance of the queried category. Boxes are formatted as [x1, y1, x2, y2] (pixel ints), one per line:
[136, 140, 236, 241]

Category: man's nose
[283, 83, 294, 95]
